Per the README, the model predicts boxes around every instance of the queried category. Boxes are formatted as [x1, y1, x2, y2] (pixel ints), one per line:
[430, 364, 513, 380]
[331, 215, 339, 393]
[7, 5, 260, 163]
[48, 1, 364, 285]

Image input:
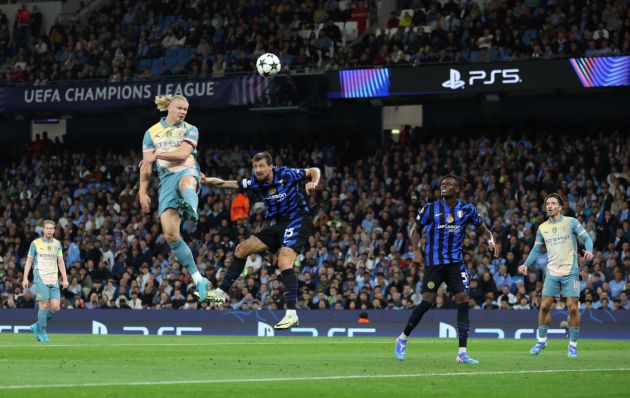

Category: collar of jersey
[40, 237, 54, 243]
[440, 198, 461, 208]
[548, 215, 564, 224]
[160, 117, 184, 128]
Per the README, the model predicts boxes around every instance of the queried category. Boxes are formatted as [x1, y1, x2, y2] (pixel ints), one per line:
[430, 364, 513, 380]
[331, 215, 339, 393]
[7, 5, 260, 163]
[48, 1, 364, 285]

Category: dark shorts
[254, 216, 312, 254]
[421, 263, 469, 295]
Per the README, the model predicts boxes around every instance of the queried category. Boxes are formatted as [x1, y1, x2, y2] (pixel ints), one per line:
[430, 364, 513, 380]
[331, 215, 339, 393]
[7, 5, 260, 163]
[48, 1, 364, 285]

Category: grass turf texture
[0, 335, 629, 398]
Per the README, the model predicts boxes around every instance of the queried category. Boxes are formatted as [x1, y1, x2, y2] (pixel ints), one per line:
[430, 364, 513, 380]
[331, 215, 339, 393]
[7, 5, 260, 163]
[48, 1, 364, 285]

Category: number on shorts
[284, 228, 295, 238]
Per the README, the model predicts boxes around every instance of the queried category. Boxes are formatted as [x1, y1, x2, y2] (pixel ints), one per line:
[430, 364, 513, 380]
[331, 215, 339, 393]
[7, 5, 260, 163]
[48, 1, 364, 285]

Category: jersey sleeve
[571, 218, 587, 238]
[238, 178, 252, 193]
[534, 229, 545, 246]
[282, 167, 307, 183]
[57, 241, 63, 257]
[142, 130, 154, 151]
[28, 242, 36, 258]
[183, 124, 199, 147]
[467, 205, 483, 227]
[415, 204, 430, 227]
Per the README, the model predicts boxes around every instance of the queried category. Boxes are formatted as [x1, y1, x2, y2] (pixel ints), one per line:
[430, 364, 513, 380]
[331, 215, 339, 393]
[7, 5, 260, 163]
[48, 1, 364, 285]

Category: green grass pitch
[1, 335, 629, 398]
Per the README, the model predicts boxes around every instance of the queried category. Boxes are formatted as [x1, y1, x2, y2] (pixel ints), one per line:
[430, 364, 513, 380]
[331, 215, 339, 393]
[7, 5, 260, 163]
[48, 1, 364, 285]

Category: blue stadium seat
[165, 58, 178, 72]
[163, 15, 176, 27]
[177, 54, 191, 70]
[165, 48, 178, 59]
[177, 47, 190, 59]
[468, 50, 482, 62]
[137, 58, 151, 72]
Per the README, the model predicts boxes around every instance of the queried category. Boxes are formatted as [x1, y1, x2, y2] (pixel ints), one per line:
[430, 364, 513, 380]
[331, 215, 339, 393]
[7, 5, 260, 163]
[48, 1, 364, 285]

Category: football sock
[538, 325, 548, 342]
[280, 268, 298, 310]
[220, 256, 247, 292]
[403, 300, 432, 336]
[168, 239, 199, 275]
[38, 309, 47, 334]
[569, 327, 579, 346]
[457, 302, 470, 349]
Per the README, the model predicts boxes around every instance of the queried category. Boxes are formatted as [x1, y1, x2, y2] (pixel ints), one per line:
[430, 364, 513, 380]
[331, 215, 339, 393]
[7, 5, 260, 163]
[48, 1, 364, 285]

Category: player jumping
[199, 151, 320, 329]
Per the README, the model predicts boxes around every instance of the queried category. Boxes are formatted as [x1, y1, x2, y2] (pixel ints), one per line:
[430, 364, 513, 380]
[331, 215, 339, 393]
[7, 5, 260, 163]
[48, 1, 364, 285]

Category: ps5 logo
[442, 68, 522, 89]
[442, 69, 465, 89]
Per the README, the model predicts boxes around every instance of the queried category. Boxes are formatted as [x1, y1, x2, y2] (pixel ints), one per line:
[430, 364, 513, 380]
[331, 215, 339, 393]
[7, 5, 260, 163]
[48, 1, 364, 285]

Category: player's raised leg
[204, 236, 269, 305]
[273, 247, 300, 329]
[530, 296, 554, 355]
[177, 174, 199, 221]
[161, 209, 209, 300]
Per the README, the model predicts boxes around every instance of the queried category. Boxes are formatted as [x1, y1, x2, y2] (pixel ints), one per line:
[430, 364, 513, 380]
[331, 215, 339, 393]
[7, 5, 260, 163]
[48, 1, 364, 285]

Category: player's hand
[139, 192, 151, 214]
[305, 181, 317, 195]
[61, 278, 69, 289]
[489, 242, 499, 258]
[582, 250, 593, 261]
[412, 250, 423, 266]
[518, 265, 528, 275]
[22, 279, 29, 289]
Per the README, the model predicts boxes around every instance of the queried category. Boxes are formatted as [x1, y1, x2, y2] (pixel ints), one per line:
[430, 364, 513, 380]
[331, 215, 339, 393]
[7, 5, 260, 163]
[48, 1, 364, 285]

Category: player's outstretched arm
[200, 173, 239, 189]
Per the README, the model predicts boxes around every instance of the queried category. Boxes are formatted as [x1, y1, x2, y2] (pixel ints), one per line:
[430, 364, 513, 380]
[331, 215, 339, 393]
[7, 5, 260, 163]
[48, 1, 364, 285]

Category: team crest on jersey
[446, 215, 454, 224]
[37, 293, 43, 298]
[427, 281, 435, 289]
[268, 187, 277, 195]
[457, 210, 463, 218]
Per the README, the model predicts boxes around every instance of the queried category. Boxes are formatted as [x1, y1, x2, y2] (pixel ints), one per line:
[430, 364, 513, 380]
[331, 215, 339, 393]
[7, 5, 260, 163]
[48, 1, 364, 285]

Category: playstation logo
[442, 69, 465, 89]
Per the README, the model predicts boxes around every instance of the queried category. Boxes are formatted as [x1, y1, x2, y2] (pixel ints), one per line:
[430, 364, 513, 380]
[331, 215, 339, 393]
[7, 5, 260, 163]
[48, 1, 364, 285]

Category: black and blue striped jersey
[239, 166, 310, 221]
[415, 199, 483, 266]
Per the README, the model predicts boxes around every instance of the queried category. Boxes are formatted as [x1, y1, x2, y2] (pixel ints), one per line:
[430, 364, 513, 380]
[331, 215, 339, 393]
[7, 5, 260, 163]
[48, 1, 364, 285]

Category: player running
[138, 95, 210, 300]
[519, 193, 593, 358]
[22, 220, 69, 342]
[395, 175, 499, 364]
[199, 151, 320, 329]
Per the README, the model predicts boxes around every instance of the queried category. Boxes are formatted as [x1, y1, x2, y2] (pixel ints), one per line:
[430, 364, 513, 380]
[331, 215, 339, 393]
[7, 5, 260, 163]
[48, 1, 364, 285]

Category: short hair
[442, 174, 462, 190]
[544, 193, 564, 207]
[154, 95, 188, 112]
[42, 220, 56, 227]
[252, 151, 273, 165]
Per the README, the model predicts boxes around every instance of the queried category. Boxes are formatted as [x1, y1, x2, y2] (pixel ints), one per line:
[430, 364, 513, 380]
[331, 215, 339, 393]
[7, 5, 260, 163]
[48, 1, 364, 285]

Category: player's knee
[51, 306, 60, 313]
[422, 293, 436, 303]
[164, 231, 179, 243]
[234, 243, 248, 259]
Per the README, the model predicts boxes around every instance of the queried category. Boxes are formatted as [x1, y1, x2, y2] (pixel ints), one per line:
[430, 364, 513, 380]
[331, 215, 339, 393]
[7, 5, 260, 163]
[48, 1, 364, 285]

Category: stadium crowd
[0, 124, 628, 312]
[1, 0, 629, 83]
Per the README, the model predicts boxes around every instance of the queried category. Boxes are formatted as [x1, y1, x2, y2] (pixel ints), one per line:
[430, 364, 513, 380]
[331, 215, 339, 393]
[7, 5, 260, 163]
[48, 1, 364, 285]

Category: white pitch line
[1, 368, 629, 390]
[0, 340, 439, 348]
